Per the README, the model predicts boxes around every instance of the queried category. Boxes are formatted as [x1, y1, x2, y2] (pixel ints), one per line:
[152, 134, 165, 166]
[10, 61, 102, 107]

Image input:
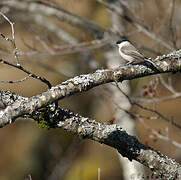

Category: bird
[116, 40, 160, 72]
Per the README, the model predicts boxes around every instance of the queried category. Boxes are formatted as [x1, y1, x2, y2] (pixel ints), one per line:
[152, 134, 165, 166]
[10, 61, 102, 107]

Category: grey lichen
[39, 95, 47, 104]
[167, 50, 181, 59]
[102, 124, 119, 137]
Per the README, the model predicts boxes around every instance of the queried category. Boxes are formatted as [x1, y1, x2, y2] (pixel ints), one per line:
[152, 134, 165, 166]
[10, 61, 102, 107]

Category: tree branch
[1, 93, 181, 179]
[0, 49, 181, 126]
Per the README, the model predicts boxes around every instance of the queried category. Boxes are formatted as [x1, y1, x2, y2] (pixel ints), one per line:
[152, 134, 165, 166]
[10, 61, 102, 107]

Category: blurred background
[0, 0, 181, 179]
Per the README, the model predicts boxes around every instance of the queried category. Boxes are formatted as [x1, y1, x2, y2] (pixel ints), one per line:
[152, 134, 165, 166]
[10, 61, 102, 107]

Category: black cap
[116, 39, 130, 44]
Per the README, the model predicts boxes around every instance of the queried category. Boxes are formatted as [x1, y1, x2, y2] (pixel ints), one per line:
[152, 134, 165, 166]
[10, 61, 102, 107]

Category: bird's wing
[121, 44, 145, 60]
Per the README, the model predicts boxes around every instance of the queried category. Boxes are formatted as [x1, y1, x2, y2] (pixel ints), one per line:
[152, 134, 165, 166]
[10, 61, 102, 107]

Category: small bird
[116, 40, 160, 72]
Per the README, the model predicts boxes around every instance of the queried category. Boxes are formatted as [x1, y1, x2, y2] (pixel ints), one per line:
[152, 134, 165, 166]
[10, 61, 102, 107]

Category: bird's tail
[143, 59, 160, 73]
[131, 59, 160, 73]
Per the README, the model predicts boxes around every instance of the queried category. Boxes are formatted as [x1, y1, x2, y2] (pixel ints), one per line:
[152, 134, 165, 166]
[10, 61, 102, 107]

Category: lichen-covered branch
[56, 109, 181, 180]
[0, 50, 181, 126]
[0, 90, 180, 179]
[3, 95, 180, 179]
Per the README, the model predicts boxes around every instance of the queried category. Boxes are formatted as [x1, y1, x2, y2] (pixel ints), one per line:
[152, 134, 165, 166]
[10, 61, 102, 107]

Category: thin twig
[96, 0, 174, 51]
[132, 93, 181, 103]
[0, 75, 30, 84]
[0, 12, 52, 88]
[0, 12, 20, 65]
[115, 83, 181, 130]
[169, 0, 177, 49]
[159, 75, 177, 94]
[0, 59, 52, 88]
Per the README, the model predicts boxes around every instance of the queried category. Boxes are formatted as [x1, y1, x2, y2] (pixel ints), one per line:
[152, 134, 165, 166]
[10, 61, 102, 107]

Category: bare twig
[35, 35, 55, 55]
[169, 0, 177, 49]
[132, 93, 181, 103]
[0, 75, 30, 84]
[15, 38, 109, 58]
[136, 115, 181, 149]
[115, 83, 181, 130]
[112, 98, 159, 121]
[96, 0, 174, 51]
[0, 12, 52, 88]
[132, 75, 181, 103]
[0, 59, 52, 88]
[53, 39, 109, 50]
[0, 12, 20, 65]
[159, 75, 177, 94]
